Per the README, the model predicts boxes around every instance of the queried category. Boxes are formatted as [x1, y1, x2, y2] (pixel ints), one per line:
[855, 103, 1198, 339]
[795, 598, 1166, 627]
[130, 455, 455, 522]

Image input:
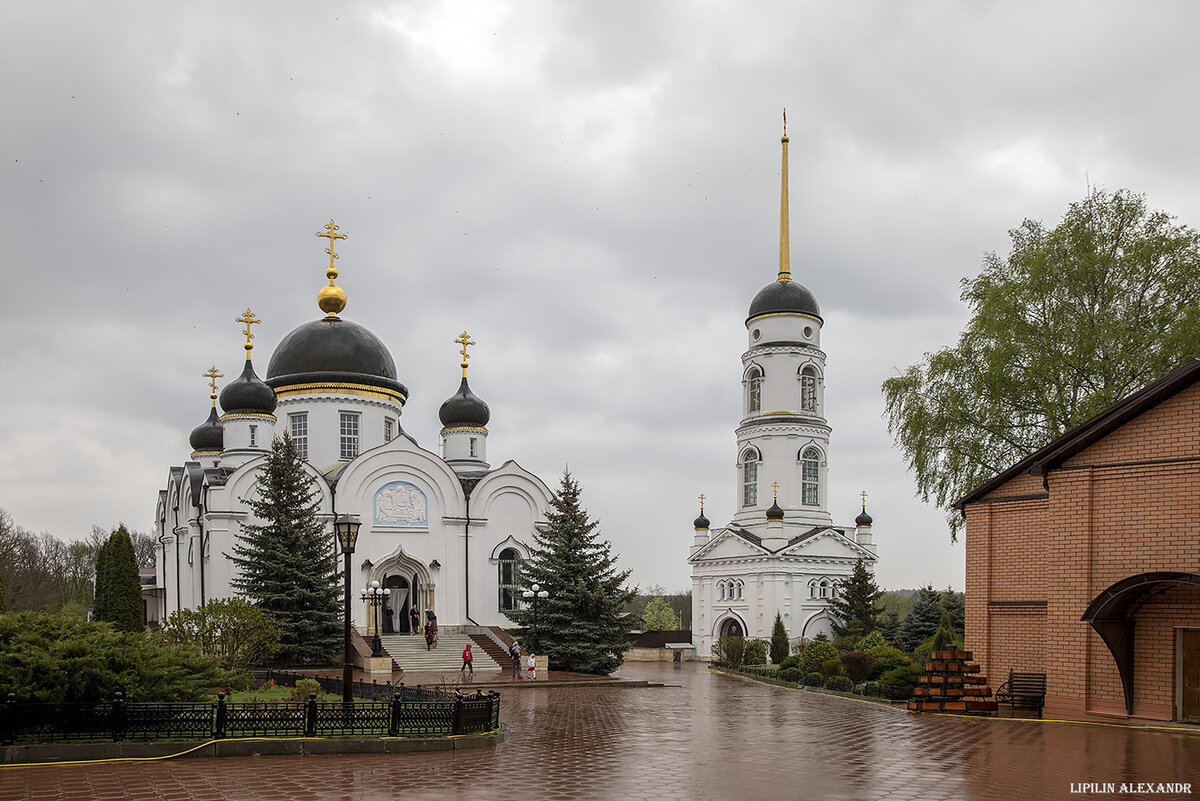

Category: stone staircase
[379, 630, 504, 673]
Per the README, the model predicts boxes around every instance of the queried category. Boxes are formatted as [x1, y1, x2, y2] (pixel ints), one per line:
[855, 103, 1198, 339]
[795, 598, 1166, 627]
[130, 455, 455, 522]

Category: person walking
[409, 604, 420, 635]
[527, 651, 537, 681]
[509, 640, 521, 679]
[424, 620, 434, 651]
[461, 644, 474, 677]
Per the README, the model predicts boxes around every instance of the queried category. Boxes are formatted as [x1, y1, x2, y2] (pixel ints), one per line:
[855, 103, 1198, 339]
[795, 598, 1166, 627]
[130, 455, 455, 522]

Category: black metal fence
[262, 670, 446, 702]
[0, 689, 501, 745]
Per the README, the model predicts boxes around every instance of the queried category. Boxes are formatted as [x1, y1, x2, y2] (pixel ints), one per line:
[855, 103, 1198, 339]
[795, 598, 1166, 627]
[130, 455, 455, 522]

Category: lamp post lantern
[334, 514, 361, 705]
[521, 583, 550, 653]
[360, 580, 391, 658]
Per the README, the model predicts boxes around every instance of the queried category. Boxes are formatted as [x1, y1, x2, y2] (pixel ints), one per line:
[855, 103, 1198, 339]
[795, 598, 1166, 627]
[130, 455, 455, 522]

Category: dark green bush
[713, 636, 746, 667]
[879, 664, 920, 700]
[780, 666, 805, 683]
[743, 639, 767, 665]
[866, 645, 911, 679]
[819, 658, 846, 677]
[800, 640, 839, 674]
[862, 681, 884, 697]
[831, 634, 859, 653]
[778, 654, 802, 672]
[803, 672, 825, 688]
[826, 676, 854, 692]
[840, 651, 875, 683]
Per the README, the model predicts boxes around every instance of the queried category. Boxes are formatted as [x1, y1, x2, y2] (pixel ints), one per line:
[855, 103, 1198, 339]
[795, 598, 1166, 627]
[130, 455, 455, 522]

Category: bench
[994, 670, 1046, 715]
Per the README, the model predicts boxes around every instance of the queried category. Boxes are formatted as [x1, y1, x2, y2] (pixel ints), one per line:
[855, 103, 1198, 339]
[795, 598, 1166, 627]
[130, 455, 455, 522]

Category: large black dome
[265, 317, 408, 400]
[439, 377, 490, 428]
[746, 279, 822, 325]
[189, 406, 224, 453]
[219, 359, 278, 415]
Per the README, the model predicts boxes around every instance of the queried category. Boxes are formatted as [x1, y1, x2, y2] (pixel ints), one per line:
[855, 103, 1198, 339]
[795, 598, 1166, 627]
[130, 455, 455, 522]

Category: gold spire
[203, 366, 223, 408]
[698, 492, 705, 514]
[315, 219, 348, 317]
[772, 480, 780, 501]
[454, 330, 476, 377]
[778, 108, 791, 284]
[235, 308, 261, 355]
[861, 489, 868, 510]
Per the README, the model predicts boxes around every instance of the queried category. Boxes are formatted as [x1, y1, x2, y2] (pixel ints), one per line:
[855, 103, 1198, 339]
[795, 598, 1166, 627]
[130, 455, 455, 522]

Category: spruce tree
[229, 435, 341, 665]
[769, 612, 789, 664]
[505, 471, 634, 674]
[828, 559, 883, 639]
[898, 586, 944, 649]
[92, 526, 143, 632]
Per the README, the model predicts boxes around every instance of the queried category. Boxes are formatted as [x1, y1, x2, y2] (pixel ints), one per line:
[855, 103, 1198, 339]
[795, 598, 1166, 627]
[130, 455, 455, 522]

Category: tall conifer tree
[506, 471, 634, 674]
[229, 435, 340, 665]
[828, 559, 883, 639]
[92, 526, 143, 632]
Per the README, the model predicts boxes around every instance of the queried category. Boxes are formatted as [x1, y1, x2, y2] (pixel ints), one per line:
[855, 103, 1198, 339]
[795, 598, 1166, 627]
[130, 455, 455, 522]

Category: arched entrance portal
[719, 618, 744, 638]
[372, 547, 431, 634]
[383, 574, 414, 633]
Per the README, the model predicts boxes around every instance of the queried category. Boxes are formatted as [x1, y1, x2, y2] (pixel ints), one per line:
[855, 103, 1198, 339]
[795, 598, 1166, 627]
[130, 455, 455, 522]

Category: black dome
[766, 500, 785, 520]
[265, 317, 408, 400]
[189, 406, 224, 453]
[693, 511, 710, 529]
[219, 359, 278, 415]
[747, 279, 822, 324]
[439, 377, 490, 427]
[855, 508, 874, 527]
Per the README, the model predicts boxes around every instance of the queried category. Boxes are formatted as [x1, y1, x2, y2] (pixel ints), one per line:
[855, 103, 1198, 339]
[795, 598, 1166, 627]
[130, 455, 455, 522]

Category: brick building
[957, 360, 1200, 723]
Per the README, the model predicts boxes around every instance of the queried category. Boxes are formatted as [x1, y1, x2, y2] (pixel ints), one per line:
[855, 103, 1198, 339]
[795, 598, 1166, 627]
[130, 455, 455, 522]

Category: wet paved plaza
[2, 662, 1198, 801]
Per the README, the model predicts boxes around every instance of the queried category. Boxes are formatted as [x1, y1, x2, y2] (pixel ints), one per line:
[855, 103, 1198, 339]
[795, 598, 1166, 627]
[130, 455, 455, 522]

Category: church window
[735, 580, 744, 600]
[340, 412, 360, 460]
[290, 414, 308, 460]
[748, 368, 763, 414]
[470, 437, 478, 457]
[819, 579, 829, 598]
[800, 366, 818, 412]
[249, 425, 257, 447]
[742, 452, 759, 507]
[498, 547, 520, 611]
[801, 447, 820, 505]
[384, 417, 394, 443]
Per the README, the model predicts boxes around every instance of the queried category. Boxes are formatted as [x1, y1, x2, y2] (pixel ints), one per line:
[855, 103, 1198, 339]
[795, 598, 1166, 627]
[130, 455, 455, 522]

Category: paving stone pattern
[3, 663, 1198, 800]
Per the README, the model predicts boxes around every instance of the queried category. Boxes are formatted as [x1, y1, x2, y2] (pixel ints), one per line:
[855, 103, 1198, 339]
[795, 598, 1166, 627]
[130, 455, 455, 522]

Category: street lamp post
[334, 514, 361, 705]
[521, 583, 550, 653]
[360, 580, 390, 658]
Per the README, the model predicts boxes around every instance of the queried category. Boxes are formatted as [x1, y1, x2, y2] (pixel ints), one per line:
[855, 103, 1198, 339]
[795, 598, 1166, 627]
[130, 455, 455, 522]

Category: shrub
[799, 639, 839, 674]
[743, 639, 767, 666]
[779, 667, 805, 684]
[862, 680, 884, 697]
[865, 645, 911, 679]
[778, 654, 802, 672]
[831, 634, 859, 653]
[159, 597, 282, 674]
[770, 614, 790, 664]
[879, 664, 920, 700]
[288, 678, 323, 701]
[857, 630, 887, 651]
[713, 636, 746, 667]
[840, 651, 875, 683]
[819, 658, 846, 677]
[803, 672, 825, 688]
[826, 676, 854, 692]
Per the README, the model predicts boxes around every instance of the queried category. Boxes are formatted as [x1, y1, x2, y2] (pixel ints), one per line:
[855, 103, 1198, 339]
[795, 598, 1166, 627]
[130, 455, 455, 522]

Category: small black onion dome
[747, 279, 822, 324]
[766, 500, 785, 520]
[220, 359, 278, 415]
[189, 406, 224, 452]
[266, 317, 408, 401]
[439, 377, 490, 427]
[693, 510, 710, 529]
[856, 507, 874, 527]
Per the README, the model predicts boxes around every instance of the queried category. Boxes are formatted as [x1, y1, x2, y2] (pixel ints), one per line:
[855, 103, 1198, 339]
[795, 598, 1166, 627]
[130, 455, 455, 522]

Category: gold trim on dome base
[746, 311, 823, 325]
[441, 425, 488, 434]
[274, 381, 407, 405]
[191, 450, 222, 457]
[219, 412, 279, 422]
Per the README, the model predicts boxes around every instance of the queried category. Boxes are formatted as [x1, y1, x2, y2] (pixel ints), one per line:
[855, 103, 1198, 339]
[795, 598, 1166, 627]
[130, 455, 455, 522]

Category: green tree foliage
[712, 636, 746, 667]
[0, 572, 5, 613]
[883, 189, 1200, 535]
[769, 613, 789, 664]
[929, 609, 960, 653]
[898, 586, 944, 650]
[159, 597, 282, 674]
[92, 526, 143, 633]
[641, 596, 680, 631]
[829, 559, 883, 639]
[0, 612, 229, 702]
[229, 436, 341, 666]
[504, 471, 635, 674]
[743, 639, 767, 665]
[799, 639, 839, 675]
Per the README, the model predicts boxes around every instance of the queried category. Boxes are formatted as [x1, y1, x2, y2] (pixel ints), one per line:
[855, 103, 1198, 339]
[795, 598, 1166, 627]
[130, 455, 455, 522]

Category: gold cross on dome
[860, 490, 868, 508]
[772, 481, 779, 500]
[454, 330, 476, 376]
[203, 366, 223, 405]
[698, 493, 705, 513]
[235, 308, 261, 353]
[316, 219, 347, 276]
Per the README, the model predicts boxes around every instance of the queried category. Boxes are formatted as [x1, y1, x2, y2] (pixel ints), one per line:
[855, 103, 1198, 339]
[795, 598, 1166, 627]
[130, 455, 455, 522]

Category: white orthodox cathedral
[689, 126, 879, 657]
[151, 223, 553, 632]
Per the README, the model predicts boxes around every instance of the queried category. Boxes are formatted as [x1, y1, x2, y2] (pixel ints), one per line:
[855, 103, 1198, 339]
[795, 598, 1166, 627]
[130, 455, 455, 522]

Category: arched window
[801, 447, 820, 506]
[742, 451, 759, 507]
[716, 579, 726, 599]
[735, 580, 744, 600]
[800, 365, 818, 412]
[819, 579, 829, 599]
[498, 548, 521, 610]
[747, 367, 763, 414]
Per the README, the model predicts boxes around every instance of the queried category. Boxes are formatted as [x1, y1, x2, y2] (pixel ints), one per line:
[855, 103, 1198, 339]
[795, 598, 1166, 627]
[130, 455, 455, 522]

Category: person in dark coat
[409, 604, 420, 635]
[424, 620, 434, 651]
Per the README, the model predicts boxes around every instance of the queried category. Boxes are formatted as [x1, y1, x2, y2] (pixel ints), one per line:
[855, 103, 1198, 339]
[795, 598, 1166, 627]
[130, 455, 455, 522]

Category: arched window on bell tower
[800, 365, 818, 413]
[741, 448, 760, 507]
[747, 367, 763, 415]
[801, 447, 821, 506]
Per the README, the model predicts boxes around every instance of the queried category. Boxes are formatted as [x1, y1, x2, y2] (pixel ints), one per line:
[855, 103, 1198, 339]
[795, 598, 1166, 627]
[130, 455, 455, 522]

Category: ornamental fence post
[305, 693, 318, 737]
[111, 692, 127, 742]
[214, 692, 227, 739]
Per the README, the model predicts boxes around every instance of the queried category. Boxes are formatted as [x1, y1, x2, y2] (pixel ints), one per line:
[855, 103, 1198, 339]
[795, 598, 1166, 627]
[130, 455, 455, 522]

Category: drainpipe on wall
[198, 485, 207, 608]
[464, 486, 478, 626]
[173, 499, 181, 614]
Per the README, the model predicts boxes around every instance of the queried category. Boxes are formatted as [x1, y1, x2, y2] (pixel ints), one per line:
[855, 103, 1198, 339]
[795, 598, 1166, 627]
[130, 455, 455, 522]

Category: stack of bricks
[907, 645, 998, 715]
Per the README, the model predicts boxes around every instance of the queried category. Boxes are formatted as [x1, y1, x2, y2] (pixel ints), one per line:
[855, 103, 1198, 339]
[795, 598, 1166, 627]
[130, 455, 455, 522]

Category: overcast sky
[4, 1, 1200, 593]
